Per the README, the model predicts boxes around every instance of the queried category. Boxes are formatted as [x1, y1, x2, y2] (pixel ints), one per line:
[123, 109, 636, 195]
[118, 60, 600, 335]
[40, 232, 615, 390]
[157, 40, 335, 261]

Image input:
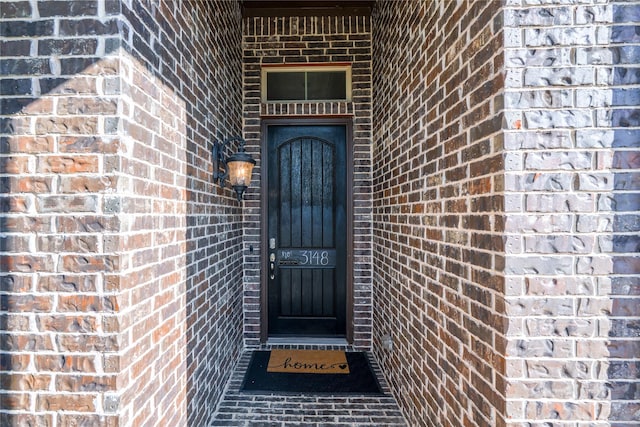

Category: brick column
[1, 1, 243, 425]
[1, 1, 122, 425]
[503, 2, 639, 425]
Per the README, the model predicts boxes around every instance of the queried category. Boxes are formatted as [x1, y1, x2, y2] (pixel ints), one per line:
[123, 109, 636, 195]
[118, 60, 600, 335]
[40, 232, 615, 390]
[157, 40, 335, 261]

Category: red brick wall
[372, 1, 507, 426]
[1, 1, 243, 425]
[242, 14, 373, 348]
[1, 1, 122, 425]
[112, 2, 245, 425]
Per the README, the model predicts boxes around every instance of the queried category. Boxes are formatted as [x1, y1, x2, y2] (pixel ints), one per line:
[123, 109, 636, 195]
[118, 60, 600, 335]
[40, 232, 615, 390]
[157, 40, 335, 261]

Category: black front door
[266, 124, 347, 337]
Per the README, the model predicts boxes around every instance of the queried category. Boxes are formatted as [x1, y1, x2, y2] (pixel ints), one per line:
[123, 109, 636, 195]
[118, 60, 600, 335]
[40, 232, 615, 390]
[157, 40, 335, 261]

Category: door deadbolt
[269, 253, 276, 280]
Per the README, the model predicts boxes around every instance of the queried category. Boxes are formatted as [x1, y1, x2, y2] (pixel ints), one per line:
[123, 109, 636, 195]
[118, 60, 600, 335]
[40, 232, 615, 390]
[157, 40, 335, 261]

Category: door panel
[267, 125, 347, 337]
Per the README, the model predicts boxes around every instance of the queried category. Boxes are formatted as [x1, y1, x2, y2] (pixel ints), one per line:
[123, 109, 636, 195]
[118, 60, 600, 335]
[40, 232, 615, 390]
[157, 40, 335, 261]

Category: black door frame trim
[260, 117, 354, 343]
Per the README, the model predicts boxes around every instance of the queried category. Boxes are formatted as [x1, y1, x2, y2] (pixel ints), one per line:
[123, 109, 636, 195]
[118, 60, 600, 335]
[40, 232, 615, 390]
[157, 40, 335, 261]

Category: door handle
[269, 253, 276, 280]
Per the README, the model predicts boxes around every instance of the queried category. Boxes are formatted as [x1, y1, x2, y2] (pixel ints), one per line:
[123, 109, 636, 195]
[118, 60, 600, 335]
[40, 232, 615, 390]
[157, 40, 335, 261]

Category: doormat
[267, 349, 349, 374]
[241, 350, 383, 395]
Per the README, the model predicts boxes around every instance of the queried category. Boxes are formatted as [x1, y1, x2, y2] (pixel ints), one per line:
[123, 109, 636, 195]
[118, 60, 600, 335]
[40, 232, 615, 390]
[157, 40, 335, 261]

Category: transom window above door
[262, 65, 352, 102]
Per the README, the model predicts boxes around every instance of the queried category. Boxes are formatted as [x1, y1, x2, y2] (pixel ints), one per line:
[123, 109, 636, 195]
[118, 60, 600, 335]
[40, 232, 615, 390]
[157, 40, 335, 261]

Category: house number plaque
[277, 249, 336, 267]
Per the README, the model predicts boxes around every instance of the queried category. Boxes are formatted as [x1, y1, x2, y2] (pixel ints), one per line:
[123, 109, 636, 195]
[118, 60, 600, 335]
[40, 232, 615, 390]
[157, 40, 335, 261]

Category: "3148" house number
[278, 249, 335, 267]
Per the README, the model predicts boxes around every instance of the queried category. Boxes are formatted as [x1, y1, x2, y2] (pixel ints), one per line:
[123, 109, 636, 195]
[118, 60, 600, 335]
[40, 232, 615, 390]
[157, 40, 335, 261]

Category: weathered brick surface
[1, 1, 243, 426]
[372, 1, 507, 426]
[503, 1, 640, 426]
[1, 1, 122, 424]
[242, 14, 373, 349]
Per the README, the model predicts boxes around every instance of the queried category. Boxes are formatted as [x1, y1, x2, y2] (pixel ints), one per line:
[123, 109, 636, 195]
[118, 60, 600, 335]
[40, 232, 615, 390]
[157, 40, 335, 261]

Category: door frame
[260, 117, 354, 343]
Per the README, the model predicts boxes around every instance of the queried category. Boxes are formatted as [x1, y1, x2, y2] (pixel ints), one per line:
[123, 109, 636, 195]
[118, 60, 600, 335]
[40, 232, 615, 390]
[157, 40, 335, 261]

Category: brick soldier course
[1, 1, 638, 427]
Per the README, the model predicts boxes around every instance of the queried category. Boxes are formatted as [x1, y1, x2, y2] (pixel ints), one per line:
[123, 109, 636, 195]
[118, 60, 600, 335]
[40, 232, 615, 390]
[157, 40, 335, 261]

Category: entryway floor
[211, 345, 407, 426]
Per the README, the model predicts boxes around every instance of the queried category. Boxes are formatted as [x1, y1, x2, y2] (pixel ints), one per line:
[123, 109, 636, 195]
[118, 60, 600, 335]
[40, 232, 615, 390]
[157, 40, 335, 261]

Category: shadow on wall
[0, 1, 243, 425]
[607, 3, 640, 424]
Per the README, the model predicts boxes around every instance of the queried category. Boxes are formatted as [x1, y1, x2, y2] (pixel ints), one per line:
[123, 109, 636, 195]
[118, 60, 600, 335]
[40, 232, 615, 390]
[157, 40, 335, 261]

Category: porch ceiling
[242, 0, 374, 17]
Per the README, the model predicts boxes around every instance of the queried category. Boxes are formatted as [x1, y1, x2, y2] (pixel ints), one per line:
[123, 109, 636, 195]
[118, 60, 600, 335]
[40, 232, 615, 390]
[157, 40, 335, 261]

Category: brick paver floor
[211, 345, 407, 426]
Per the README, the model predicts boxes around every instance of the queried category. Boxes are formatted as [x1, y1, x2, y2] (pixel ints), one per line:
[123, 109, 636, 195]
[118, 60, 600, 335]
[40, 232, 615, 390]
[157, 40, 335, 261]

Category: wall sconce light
[212, 136, 256, 202]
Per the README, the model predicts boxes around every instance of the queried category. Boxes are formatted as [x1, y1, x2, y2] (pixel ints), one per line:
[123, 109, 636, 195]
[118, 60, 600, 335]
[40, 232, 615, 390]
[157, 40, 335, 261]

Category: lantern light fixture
[212, 136, 256, 202]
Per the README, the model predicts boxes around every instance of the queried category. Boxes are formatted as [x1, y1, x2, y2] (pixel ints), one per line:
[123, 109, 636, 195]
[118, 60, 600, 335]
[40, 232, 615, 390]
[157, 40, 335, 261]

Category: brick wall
[1, 2, 122, 425]
[242, 14, 373, 348]
[1, 1, 243, 426]
[503, 1, 639, 425]
[117, 1, 243, 426]
[373, 0, 639, 426]
[372, 1, 507, 425]
[3, 0, 638, 425]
